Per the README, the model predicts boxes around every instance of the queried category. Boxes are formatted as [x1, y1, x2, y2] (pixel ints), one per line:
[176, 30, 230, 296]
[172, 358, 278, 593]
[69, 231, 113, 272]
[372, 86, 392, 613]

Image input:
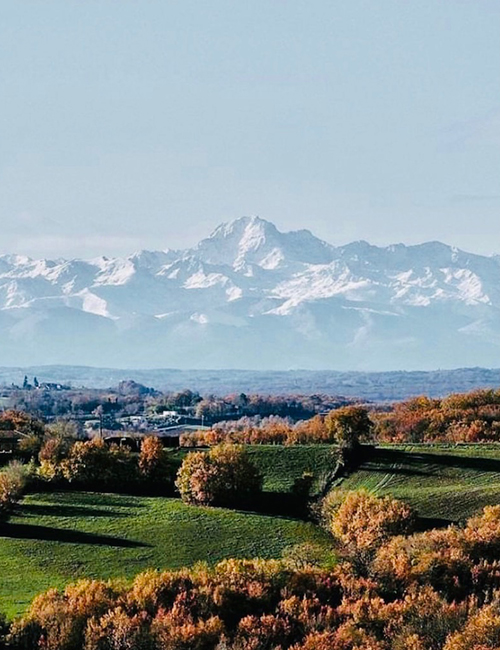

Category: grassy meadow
[246, 444, 336, 493]
[0, 490, 332, 619]
[339, 444, 500, 523]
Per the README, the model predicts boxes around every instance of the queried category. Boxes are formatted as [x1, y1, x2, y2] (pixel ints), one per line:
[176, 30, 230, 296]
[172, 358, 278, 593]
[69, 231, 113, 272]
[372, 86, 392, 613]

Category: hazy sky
[1, 1, 499, 259]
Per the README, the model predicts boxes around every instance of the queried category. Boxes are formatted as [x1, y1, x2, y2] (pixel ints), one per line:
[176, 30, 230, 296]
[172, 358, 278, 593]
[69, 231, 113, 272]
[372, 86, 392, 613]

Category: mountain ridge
[1, 216, 499, 370]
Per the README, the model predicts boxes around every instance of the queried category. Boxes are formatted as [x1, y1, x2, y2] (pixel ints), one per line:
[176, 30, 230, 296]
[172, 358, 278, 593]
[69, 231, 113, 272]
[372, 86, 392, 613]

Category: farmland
[0, 490, 332, 619]
[339, 444, 500, 523]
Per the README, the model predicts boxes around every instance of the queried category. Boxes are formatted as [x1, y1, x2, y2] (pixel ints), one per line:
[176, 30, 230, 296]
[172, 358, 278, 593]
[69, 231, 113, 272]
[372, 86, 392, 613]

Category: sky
[1, 0, 499, 259]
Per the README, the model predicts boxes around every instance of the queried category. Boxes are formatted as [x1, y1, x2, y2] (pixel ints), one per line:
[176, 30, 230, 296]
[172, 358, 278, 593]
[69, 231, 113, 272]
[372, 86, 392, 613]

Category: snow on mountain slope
[0, 216, 499, 370]
[193, 216, 335, 269]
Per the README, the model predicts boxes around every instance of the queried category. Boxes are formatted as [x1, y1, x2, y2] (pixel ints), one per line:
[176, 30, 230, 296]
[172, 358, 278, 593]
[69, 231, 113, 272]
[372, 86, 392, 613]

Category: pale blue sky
[1, 1, 499, 258]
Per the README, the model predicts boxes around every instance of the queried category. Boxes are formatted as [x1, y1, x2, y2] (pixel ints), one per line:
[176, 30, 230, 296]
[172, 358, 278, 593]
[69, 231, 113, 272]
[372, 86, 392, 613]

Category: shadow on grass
[361, 448, 500, 476]
[31, 482, 174, 502]
[0, 522, 150, 548]
[80, 494, 147, 507]
[21, 504, 130, 518]
[414, 516, 453, 532]
[30, 489, 147, 509]
[365, 448, 500, 475]
[234, 491, 310, 519]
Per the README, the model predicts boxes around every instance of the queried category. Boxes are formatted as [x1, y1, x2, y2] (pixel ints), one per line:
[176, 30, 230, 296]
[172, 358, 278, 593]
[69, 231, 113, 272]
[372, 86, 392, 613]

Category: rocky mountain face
[1, 216, 499, 370]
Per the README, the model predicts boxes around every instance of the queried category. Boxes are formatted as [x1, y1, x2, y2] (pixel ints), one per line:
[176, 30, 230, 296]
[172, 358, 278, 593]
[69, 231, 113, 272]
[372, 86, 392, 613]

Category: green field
[0, 491, 332, 619]
[246, 445, 337, 493]
[339, 445, 500, 523]
[169, 445, 337, 494]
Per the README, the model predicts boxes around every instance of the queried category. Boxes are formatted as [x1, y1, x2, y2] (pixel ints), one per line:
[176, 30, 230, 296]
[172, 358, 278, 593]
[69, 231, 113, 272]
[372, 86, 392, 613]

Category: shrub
[373, 527, 471, 600]
[320, 488, 347, 529]
[151, 611, 223, 650]
[233, 614, 293, 650]
[176, 444, 263, 506]
[443, 600, 500, 650]
[18, 434, 43, 460]
[291, 472, 314, 499]
[327, 489, 415, 568]
[84, 607, 154, 650]
[138, 436, 167, 480]
[62, 439, 134, 487]
[10, 580, 122, 650]
[0, 461, 26, 520]
[46, 420, 79, 440]
[464, 505, 500, 561]
[175, 451, 213, 505]
[281, 542, 335, 570]
[0, 410, 45, 438]
[38, 436, 74, 481]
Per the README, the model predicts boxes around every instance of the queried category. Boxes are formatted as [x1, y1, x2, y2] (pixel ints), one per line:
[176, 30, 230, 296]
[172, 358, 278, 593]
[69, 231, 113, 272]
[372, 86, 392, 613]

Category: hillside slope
[339, 445, 500, 522]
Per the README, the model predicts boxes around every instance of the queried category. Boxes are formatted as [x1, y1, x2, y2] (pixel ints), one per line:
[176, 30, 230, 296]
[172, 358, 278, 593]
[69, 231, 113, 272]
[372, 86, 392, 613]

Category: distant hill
[2, 365, 500, 401]
[1, 217, 500, 370]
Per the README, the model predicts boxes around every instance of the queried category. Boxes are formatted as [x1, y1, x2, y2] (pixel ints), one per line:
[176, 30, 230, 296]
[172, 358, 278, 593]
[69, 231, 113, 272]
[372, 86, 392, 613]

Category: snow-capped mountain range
[1, 216, 499, 371]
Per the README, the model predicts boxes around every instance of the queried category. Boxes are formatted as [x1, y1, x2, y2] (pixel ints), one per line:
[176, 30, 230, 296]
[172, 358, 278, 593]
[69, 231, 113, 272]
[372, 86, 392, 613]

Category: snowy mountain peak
[209, 215, 277, 240]
[195, 216, 282, 269]
[195, 216, 334, 270]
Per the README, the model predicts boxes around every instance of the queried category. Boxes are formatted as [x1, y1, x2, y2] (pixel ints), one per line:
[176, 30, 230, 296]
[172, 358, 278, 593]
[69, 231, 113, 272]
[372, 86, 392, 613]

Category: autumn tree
[38, 420, 79, 480]
[0, 409, 45, 438]
[464, 505, 500, 561]
[0, 462, 26, 520]
[443, 600, 500, 650]
[327, 489, 415, 568]
[138, 436, 172, 486]
[38, 437, 72, 481]
[176, 444, 262, 506]
[325, 406, 373, 449]
[62, 439, 133, 486]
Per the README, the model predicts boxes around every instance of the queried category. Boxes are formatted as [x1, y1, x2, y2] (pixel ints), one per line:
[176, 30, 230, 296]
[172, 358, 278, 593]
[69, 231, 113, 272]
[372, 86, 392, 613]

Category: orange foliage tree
[327, 490, 415, 568]
[175, 444, 262, 506]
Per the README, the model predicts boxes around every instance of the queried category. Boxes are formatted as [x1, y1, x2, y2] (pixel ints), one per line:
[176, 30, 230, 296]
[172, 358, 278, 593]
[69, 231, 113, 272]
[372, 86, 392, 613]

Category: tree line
[182, 389, 500, 446]
[6, 382, 352, 423]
